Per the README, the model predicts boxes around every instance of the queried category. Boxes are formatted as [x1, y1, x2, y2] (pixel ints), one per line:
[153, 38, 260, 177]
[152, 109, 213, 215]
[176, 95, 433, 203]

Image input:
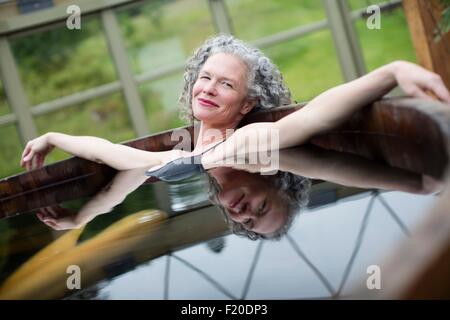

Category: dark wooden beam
[403, 0, 450, 90]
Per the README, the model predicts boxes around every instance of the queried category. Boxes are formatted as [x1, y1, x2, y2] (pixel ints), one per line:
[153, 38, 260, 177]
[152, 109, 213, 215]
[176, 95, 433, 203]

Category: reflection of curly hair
[207, 171, 311, 241]
[179, 34, 292, 123]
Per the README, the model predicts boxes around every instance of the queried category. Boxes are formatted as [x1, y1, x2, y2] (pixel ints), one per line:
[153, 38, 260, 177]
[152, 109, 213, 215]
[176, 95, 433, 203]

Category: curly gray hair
[206, 170, 311, 241]
[179, 34, 292, 123]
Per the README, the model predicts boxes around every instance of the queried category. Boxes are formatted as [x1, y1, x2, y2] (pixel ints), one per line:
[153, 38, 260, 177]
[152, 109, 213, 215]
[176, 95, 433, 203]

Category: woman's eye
[223, 82, 233, 88]
[200, 76, 210, 80]
[258, 199, 267, 214]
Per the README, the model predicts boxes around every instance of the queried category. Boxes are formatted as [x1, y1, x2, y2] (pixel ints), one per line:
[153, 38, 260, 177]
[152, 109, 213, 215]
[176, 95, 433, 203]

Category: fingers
[21, 150, 47, 170]
[31, 152, 38, 170]
[37, 207, 52, 219]
[424, 77, 450, 104]
[35, 153, 42, 169]
[36, 208, 66, 230]
[42, 218, 58, 229]
[52, 205, 72, 216]
[407, 85, 436, 101]
[21, 149, 34, 168]
[36, 211, 46, 221]
[36, 210, 57, 228]
[24, 156, 32, 171]
[21, 144, 31, 165]
[36, 152, 45, 169]
[421, 174, 446, 194]
[29, 153, 38, 169]
[46, 206, 59, 218]
[21, 148, 40, 171]
[20, 136, 52, 169]
[20, 139, 36, 167]
[397, 63, 450, 104]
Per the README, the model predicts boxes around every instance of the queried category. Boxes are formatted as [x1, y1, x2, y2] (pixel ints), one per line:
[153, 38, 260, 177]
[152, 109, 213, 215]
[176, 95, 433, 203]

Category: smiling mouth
[230, 193, 245, 209]
[198, 98, 219, 107]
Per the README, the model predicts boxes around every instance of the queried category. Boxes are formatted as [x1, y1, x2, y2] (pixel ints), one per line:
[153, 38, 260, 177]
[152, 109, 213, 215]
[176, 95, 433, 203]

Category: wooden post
[403, 0, 450, 90]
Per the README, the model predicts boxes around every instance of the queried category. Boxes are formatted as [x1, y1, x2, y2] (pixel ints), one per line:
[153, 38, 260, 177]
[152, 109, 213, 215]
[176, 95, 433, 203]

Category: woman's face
[210, 167, 290, 235]
[192, 53, 256, 127]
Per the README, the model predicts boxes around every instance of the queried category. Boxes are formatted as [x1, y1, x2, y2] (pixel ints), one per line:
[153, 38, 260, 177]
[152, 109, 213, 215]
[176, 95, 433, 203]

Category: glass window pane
[0, 79, 10, 116]
[118, 0, 216, 75]
[353, 6, 416, 70]
[10, 17, 117, 106]
[0, 125, 23, 178]
[264, 30, 343, 103]
[139, 72, 187, 133]
[34, 92, 133, 166]
[227, 0, 326, 42]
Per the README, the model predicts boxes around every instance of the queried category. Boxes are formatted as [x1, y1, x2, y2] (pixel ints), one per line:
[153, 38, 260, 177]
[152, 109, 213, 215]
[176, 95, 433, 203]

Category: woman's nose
[227, 209, 250, 223]
[202, 81, 217, 96]
[227, 203, 252, 219]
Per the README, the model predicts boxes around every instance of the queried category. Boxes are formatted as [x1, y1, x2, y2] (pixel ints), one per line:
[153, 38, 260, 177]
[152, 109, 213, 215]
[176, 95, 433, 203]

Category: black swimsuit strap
[145, 139, 226, 182]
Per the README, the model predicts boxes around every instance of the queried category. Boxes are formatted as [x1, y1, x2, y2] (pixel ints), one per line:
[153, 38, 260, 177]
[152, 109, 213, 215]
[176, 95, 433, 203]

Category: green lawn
[0, 0, 416, 178]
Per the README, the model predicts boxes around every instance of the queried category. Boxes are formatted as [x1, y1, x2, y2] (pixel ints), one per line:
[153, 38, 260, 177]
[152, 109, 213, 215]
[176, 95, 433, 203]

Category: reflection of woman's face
[209, 167, 290, 235]
[192, 53, 255, 127]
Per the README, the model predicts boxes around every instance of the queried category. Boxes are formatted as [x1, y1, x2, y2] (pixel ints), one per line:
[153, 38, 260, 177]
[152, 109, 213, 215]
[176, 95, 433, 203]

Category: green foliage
[435, 0, 450, 41]
[11, 18, 116, 105]
[11, 23, 95, 73]
[354, 8, 417, 70]
[0, 81, 8, 116]
[439, 2, 450, 32]
[0, 125, 23, 178]
[265, 30, 342, 102]
[227, 0, 326, 41]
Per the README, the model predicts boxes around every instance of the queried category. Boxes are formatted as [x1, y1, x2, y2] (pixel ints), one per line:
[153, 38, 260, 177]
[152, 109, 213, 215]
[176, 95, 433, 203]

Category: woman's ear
[240, 98, 258, 115]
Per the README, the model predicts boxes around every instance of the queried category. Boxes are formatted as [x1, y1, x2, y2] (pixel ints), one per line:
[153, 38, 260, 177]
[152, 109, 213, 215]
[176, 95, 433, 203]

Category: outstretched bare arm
[273, 60, 450, 149]
[20, 132, 177, 171]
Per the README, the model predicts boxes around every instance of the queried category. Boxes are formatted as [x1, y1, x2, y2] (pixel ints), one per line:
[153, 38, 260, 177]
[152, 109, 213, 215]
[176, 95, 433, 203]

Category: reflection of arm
[203, 141, 437, 194]
[72, 167, 149, 225]
[278, 146, 429, 194]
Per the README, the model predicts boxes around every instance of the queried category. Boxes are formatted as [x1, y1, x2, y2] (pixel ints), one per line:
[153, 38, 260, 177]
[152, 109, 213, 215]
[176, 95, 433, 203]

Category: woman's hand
[391, 61, 450, 103]
[20, 132, 55, 171]
[36, 206, 84, 230]
[420, 174, 446, 195]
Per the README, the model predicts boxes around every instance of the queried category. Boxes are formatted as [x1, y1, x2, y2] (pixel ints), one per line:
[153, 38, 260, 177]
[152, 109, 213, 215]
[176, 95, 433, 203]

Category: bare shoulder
[164, 148, 192, 159]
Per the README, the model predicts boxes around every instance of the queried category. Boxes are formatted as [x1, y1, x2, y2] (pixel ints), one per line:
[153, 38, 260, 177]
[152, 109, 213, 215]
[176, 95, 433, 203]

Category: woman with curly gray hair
[206, 167, 311, 241]
[179, 34, 291, 126]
